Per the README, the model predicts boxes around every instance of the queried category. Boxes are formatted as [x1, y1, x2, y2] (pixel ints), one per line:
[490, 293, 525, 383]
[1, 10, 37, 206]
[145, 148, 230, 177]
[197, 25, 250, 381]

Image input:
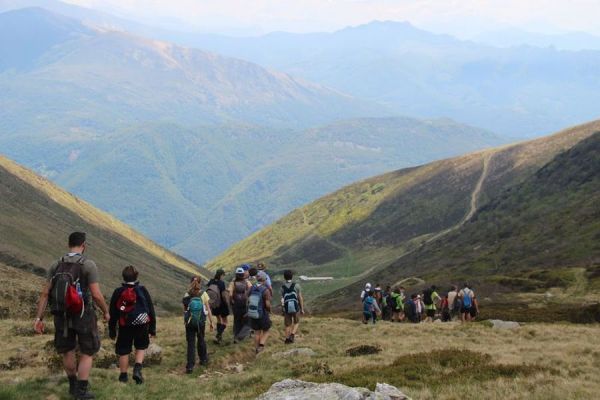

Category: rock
[225, 363, 244, 373]
[258, 379, 410, 400]
[489, 320, 520, 330]
[274, 347, 317, 358]
[433, 319, 442, 324]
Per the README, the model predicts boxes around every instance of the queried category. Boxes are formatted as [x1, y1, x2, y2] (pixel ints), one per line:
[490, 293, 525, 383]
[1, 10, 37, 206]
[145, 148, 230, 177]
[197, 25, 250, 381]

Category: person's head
[400, 286, 405, 292]
[235, 267, 245, 280]
[242, 263, 250, 278]
[188, 279, 202, 297]
[249, 267, 258, 278]
[463, 282, 470, 289]
[257, 262, 266, 271]
[214, 268, 225, 280]
[392, 287, 399, 293]
[283, 269, 293, 281]
[190, 275, 202, 284]
[451, 285, 457, 291]
[365, 282, 372, 290]
[257, 271, 267, 284]
[411, 294, 418, 300]
[385, 285, 391, 292]
[431, 285, 437, 291]
[122, 265, 139, 283]
[68, 232, 86, 252]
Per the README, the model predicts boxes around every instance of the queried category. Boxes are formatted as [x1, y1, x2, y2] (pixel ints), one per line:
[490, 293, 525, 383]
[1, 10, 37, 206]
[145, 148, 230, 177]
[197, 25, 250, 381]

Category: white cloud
[64, 0, 600, 35]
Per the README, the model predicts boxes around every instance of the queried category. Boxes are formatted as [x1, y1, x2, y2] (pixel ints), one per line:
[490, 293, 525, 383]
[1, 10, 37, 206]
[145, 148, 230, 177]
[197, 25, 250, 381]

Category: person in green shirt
[423, 285, 441, 322]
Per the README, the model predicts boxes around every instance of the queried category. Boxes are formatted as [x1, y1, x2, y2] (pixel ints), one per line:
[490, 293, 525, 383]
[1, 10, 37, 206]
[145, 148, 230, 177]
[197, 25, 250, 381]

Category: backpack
[118, 285, 151, 327]
[186, 296, 206, 327]
[232, 280, 249, 306]
[207, 281, 222, 309]
[282, 283, 299, 314]
[50, 258, 85, 318]
[248, 285, 267, 320]
[462, 289, 473, 308]
[423, 289, 433, 306]
[363, 296, 375, 313]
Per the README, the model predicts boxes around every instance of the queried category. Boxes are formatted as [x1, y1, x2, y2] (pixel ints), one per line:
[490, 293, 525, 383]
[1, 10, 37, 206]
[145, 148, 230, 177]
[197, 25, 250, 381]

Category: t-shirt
[459, 288, 474, 300]
[46, 253, 99, 285]
[425, 291, 441, 310]
[447, 290, 458, 310]
[280, 281, 301, 307]
[182, 292, 210, 311]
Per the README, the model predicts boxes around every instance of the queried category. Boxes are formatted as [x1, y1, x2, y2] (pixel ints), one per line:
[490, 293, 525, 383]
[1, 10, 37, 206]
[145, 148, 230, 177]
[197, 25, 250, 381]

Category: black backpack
[232, 280, 249, 306]
[50, 258, 85, 317]
[423, 289, 433, 306]
[282, 283, 299, 314]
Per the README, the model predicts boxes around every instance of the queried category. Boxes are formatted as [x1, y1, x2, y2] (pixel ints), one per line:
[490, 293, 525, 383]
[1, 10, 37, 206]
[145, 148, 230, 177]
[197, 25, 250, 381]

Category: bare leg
[119, 355, 129, 374]
[135, 349, 145, 364]
[78, 354, 93, 381]
[63, 351, 77, 377]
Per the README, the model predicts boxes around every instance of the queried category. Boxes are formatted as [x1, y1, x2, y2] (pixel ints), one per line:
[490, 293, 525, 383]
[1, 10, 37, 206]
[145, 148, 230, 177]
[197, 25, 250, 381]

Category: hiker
[373, 283, 383, 308]
[382, 285, 392, 321]
[248, 266, 258, 286]
[33, 232, 110, 399]
[469, 286, 480, 320]
[362, 290, 381, 324]
[447, 285, 459, 320]
[389, 287, 404, 322]
[207, 269, 230, 344]
[281, 269, 305, 344]
[256, 262, 272, 291]
[360, 283, 372, 301]
[405, 294, 419, 323]
[415, 294, 424, 321]
[248, 271, 272, 354]
[440, 294, 451, 322]
[423, 285, 441, 322]
[183, 277, 214, 373]
[228, 266, 252, 343]
[108, 265, 156, 384]
[459, 283, 475, 322]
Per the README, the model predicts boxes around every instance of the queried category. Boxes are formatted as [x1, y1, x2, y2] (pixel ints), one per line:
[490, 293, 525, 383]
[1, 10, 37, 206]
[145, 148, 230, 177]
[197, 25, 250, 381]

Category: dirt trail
[464, 152, 493, 223]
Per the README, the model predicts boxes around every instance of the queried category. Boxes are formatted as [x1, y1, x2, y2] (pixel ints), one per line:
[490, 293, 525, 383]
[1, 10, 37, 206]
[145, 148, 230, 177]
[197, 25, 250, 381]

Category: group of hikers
[33, 232, 305, 399]
[361, 282, 480, 324]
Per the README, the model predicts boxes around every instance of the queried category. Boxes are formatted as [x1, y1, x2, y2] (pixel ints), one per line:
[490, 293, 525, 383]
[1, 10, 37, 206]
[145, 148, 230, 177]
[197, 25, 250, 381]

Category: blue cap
[241, 264, 250, 271]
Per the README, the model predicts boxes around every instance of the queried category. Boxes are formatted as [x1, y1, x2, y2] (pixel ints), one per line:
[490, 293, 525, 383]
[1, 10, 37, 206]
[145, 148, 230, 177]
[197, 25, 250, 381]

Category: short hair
[411, 294, 418, 299]
[431, 285, 437, 290]
[248, 267, 258, 277]
[68, 232, 86, 248]
[215, 268, 225, 280]
[122, 265, 139, 282]
[283, 270, 293, 280]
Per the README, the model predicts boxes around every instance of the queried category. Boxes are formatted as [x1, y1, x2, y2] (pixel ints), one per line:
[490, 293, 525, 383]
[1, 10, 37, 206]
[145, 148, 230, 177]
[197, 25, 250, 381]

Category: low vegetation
[1, 316, 599, 399]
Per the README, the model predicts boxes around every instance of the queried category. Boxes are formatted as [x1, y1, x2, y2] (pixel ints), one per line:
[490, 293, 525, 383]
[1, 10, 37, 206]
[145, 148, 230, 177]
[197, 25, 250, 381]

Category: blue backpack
[248, 285, 267, 320]
[462, 289, 472, 308]
[186, 296, 206, 327]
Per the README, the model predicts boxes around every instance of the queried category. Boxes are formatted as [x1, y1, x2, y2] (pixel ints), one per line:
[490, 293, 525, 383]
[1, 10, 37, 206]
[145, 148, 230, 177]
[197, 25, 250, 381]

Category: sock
[68, 375, 77, 391]
[134, 363, 142, 369]
[119, 372, 128, 379]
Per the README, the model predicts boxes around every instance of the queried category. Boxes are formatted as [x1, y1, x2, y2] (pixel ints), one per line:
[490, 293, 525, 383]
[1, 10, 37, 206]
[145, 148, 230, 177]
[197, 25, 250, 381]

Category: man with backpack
[108, 265, 156, 384]
[183, 277, 214, 373]
[389, 287, 404, 322]
[447, 285, 459, 320]
[459, 283, 475, 322]
[281, 270, 304, 344]
[405, 294, 420, 323]
[207, 269, 230, 344]
[423, 285, 441, 322]
[248, 271, 272, 354]
[228, 266, 252, 343]
[33, 232, 110, 400]
[362, 290, 381, 324]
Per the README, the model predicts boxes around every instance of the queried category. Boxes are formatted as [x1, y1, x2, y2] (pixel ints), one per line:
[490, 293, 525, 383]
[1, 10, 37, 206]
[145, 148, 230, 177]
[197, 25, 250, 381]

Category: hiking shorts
[115, 325, 150, 355]
[53, 314, 100, 356]
[461, 306, 472, 314]
[250, 313, 271, 332]
[211, 304, 230, 318]
[284, 312, 299, 327]
[426, 309, 436, 318]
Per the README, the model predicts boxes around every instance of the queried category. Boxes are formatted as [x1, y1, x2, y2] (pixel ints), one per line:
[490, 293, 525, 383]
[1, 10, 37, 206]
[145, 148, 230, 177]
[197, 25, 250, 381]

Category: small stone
[489, 320, 520, 330]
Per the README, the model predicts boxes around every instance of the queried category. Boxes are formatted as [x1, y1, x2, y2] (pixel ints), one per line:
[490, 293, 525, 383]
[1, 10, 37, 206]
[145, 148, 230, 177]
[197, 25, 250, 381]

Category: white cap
[365, 283, 372, 289]
[235, 267, 244, 274]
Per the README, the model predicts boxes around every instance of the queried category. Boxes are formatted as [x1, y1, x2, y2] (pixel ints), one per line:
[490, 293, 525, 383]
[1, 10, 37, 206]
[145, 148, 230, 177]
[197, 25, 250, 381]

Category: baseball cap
[235, 267, 244, 274]
[241, 264, 250, 271]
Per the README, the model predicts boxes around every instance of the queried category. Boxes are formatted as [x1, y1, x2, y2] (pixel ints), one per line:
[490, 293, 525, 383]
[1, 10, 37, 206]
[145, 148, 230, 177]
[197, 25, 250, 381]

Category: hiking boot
[200, 359, 208, 367]
[185, 367, 193, 374]
[75, 380, 95, 400]
[68, 375, 77, 397]
[290, 334, 295, 343]
[132, 364, 144, 385]
[284, 337, 291, 344]
[118, 373, 128, 383]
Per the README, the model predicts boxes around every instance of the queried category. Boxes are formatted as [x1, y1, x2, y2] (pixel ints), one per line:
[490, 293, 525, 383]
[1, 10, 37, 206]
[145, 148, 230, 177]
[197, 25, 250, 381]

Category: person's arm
[33, 281, 51, 334]
[299, 292, 305, 314]
[108, 289, 119, 339]
[264, 289, 272, 313]
[143, 287, 157, 337]
[89, 283, 109, 322]
[206, 305, 214, 331]
[228, 282, 234, 305]
[221, 283, 231, 310]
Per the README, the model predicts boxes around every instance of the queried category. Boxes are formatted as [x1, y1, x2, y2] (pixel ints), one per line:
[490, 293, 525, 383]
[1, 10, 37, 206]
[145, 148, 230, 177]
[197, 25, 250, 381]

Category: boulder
[489, 320, 520, 330]
[258, 379, 410, 400]
[274, 348, 317, 358]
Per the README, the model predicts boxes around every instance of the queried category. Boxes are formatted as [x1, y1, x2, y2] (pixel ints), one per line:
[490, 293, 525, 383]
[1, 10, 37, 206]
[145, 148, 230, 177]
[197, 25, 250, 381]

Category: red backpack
[117, 286, 151, 327]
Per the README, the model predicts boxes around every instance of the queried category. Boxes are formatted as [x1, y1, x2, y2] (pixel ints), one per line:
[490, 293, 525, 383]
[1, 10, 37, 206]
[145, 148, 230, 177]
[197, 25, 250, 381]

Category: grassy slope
[208, 120, 600, 306]
[1, 316, 599, 399]
[0, 155, 208, 312]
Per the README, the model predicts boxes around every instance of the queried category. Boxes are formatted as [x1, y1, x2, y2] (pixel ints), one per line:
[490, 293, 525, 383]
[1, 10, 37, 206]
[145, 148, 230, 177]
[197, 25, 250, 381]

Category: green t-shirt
[425, 291, 441, 310]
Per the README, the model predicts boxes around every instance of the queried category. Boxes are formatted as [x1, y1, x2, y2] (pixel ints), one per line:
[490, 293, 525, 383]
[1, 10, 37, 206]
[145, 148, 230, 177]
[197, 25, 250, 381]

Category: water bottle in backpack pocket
[50, 260, 85, 318]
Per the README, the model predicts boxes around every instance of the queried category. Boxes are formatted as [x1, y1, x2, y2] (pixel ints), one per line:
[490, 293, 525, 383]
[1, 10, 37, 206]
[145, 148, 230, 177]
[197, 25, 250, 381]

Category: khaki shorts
[284, 313, 299, 327]
[54, 313, 100, 356]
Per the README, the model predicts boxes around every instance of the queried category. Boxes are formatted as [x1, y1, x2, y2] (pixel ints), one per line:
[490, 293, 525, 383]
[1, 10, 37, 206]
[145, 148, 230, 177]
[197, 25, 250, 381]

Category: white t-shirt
[459, 288, 474, 301]
[447, 290, 458, 309]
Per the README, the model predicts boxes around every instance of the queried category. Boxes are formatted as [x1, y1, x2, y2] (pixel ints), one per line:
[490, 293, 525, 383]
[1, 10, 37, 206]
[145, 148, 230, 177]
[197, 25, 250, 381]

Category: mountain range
[208, 120, 600, 317]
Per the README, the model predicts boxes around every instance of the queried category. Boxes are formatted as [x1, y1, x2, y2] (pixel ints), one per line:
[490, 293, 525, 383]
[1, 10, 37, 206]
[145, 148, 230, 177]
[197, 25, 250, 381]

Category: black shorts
[426, 309, 436, 318]
[211, 305, 230, 318]
[250, 313, 271, 332]
[462, 306, 472, 314]
[115, 325, 150, 356]
[54, 313, 100, 356]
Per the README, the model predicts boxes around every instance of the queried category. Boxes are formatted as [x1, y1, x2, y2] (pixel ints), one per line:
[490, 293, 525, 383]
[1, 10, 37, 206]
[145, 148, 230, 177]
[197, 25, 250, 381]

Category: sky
[64, 0, 600, 37]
